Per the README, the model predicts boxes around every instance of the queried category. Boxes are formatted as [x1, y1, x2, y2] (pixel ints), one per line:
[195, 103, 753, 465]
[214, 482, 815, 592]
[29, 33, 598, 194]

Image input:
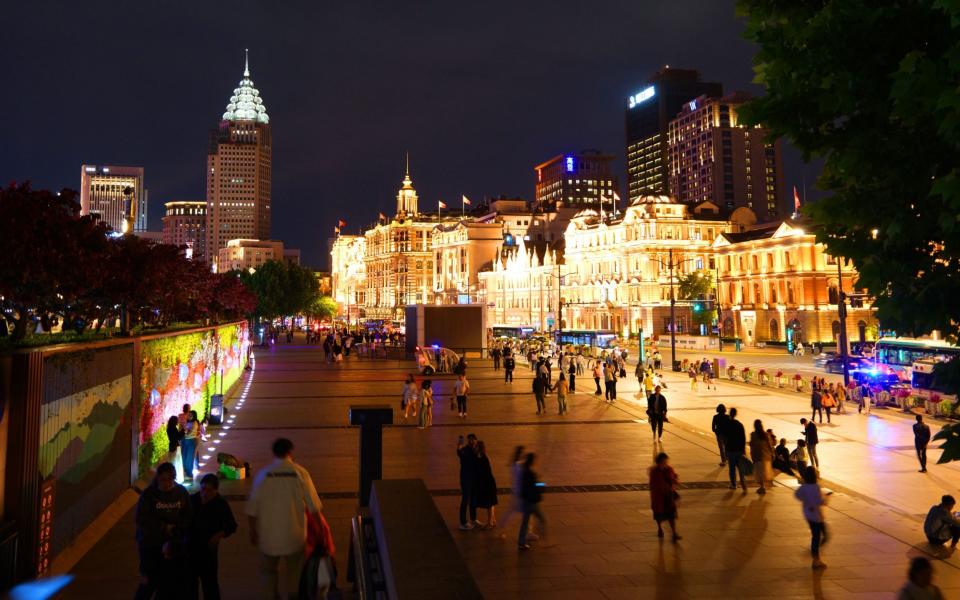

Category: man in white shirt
[246, 438, 323, 600]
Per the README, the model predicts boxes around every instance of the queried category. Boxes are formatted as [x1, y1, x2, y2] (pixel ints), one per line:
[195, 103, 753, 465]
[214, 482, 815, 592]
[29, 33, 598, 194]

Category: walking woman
[649, 452, 681, 541]
[402, 374, 419, 420]
[592, 361, 603, 395]
[795, 466, 829, 569]
[418, 380, 434, 429]
[474, 441, 499, 529]
[553, 372, 569, 415]
[181, 410, 204, 483]
[567, 361, 576, 393]
[749, 419, 774, 495]
[165, 416, 184, 483]
[518, 453, 546, 550]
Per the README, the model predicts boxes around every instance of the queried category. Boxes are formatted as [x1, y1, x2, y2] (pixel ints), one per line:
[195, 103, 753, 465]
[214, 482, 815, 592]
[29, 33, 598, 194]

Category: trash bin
[672, 360, 683, 372]
[209, 393, 224, 425]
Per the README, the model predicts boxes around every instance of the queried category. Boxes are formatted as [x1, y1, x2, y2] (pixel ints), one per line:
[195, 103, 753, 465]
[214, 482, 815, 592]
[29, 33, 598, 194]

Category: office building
[626, 68, 722, 201]
[162, 201, 207, 261]
[330, 235, 366, 322]
[206, 51, 272, 268]
[79, 165, 146, 233]
[217, 238, 298, 273]
[668, 92, 783, 220]
[534, 151, 618, 212]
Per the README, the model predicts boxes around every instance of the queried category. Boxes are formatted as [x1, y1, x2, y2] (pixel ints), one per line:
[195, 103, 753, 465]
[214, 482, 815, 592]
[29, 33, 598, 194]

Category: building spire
[244, 48, 250, 77]
[405, 152, 410, 178]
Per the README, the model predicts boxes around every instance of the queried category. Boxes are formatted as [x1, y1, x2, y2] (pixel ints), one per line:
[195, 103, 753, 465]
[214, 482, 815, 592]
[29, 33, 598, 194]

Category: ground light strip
[198, 352, 255, 470]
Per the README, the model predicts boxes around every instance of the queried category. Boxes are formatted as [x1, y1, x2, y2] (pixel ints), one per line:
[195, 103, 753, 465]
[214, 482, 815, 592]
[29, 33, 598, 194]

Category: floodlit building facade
[478, 236, 563, 331]
[713, 221, 878, 346]
[216, 239, 298, 273]
[162, 201, 206, 261]
[79, 165, 147, 233]
[206, 52, 272, 269]
[432, 221, 504, 304]
[534, 151, 618, 212]
[330, 234, 367, 322]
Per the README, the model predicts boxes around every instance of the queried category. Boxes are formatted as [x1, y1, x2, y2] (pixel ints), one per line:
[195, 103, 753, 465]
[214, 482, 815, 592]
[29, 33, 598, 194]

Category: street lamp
[649, 248, 702, 371]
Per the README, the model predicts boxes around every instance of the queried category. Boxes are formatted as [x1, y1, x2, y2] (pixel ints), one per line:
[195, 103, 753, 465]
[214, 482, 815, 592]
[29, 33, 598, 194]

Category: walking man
[914, 415, 932, 473]
[647, 385, 668, 442]
[712, 404, 729, 466]
[724, 408, 748, 491]
[457, 434, 479, 530]
[801, 418, 820, 468]
[811, 387, 824, 423]
[188, 473, 237, 600]
[246, 438, 323, 600]
[492, 346, 502, 371]
[504, 352, 515, 383]
[532, 373, 547, 415]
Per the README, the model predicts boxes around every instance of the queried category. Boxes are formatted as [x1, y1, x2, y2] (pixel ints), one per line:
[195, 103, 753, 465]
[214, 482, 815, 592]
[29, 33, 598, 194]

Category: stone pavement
[61, 337, 960, 598]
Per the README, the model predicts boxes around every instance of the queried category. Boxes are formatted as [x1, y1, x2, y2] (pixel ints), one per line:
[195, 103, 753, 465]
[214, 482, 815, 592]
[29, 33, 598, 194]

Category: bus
[492, 325, 534, 340]
[873, 337, 960, 383]
[555, 329, 617, 349]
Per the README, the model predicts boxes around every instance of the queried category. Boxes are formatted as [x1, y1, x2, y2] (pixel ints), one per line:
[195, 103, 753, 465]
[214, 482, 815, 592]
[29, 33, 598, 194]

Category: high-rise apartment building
[79, 165, 147, 233]
[162, 201, 207, 261]
[668, 92, 783, 220]
[534, 151, 618, 212]
[625, 68, 722, 202]
[206, 51, 272, 268]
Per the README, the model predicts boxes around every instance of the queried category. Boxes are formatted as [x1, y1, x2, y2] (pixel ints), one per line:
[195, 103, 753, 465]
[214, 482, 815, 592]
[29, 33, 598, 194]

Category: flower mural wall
[137, 322, 249, 476]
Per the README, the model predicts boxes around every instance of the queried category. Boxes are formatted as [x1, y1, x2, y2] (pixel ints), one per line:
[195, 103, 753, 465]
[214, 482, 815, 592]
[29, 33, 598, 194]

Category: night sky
[2, 1, 821, 268]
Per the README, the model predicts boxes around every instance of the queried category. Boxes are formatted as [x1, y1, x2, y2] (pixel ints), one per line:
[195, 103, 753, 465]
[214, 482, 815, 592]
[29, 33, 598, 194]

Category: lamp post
[837, 258, 850, 386]
[650, 248, 701, 372]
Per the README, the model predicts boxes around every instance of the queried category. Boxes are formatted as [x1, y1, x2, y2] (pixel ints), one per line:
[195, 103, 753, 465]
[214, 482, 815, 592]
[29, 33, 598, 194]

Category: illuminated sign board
[689, 100, 697, 111]
[628, 85, 656, 108]
[565, 156, 575, 173]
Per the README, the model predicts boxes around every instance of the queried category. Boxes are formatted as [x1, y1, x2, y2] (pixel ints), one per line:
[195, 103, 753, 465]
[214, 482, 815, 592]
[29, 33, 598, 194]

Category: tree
[308, 296, 338, 321]
[239, 261, 320, 321]
[677, 270, 716, 332]
[737, 0, 960, 457]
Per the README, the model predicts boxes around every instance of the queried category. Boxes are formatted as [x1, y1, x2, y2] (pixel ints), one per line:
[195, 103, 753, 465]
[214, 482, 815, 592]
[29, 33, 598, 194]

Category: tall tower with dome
[205, 50, 273, 268]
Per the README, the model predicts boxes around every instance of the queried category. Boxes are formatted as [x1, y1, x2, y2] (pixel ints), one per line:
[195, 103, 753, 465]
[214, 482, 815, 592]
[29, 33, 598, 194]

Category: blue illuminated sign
[689, 100, 697, 111]
[565, 156, 575, 172]
[628, 85, 656, 108]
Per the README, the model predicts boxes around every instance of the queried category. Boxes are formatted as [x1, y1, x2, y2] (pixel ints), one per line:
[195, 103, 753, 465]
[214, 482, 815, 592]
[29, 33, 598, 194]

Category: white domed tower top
[222, 49, 270, 124]
[396, 153, 419, 216]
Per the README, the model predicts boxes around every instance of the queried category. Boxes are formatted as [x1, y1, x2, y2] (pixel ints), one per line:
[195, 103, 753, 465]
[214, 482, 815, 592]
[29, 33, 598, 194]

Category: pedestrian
[166, 416, 184, 483]
[532, 373, 547, 415]
[647, 385, 668, 442]
[474, 441, 499, 529]
[897, 557, 946, 600]
[811, 387, 824, 423]
[834, 382, 847, 413]
[182, 410, 204, 483]
[492, 346, 502, 371]
[418, 380, 433, 429]
[592, 361, 603, 396]
[749, 419, 774, 495]
[724, 408, 748, 491]
[649, 452, 682, 542]
[402, 374, 419, 420]
[134, 462, 192, 600]
[603, 361, 618, 403]
[800, 418, 820, 468]
[246, 438, 324, 600]
[773, 438, 794, 477]
[553, 372, 569, 415]
[790, 439, 808, 478]
[711, 404, 728, 466]
[914, 415, 931, 473]
[518, 453, 546, 550]
[576, 352, 584, 376]
[457, 434, 480, 530]
[454, 356, 467, 376]
[187, 473, 237, 600]
[504, 352, 515, 383]
[567, 360, 576, 393]
[178, 403, 192, 429]
[703, 360, 716, 391]
[653, 350, 662, 370]
[454, 373, 470, 418]
[821, 388, 835, 423]
[497, 446, 529, 537]
[923, 495, 960, 548]
[794, 466, 828, 569]
[687, 364, 699, 392]
[635, 360, 646, 391]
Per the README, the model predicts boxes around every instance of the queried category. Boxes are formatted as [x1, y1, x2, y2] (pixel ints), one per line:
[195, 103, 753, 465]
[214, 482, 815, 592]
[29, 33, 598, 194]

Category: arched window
[769, 319, 780, 341]
[858, 320, 867, 343]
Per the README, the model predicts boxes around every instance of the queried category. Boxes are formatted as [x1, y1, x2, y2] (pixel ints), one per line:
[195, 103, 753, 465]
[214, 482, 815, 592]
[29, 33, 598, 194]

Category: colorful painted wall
[137, 322, 249, 476]
[39, 345, 133, 559]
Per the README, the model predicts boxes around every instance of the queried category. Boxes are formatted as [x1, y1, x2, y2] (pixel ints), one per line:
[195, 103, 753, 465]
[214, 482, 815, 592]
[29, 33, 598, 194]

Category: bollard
[349, 405, 393, 507]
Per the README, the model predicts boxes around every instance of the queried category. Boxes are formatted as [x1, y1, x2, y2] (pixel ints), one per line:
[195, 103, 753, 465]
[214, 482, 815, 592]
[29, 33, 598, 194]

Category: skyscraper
[668, 92, 783, 219]
[534, 150, 617, 212]
[79, 165, 146, 233]
[625, 68, 722, 202]
[162, 201, 206, 261]
[206, 50, 272, 268]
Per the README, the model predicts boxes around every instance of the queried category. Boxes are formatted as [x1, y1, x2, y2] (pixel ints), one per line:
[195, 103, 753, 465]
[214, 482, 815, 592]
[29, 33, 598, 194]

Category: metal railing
[348, 515, 387, 599]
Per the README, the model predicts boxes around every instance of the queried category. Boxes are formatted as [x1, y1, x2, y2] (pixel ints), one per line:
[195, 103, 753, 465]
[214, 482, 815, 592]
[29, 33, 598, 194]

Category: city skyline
[1, 1, 822, 268]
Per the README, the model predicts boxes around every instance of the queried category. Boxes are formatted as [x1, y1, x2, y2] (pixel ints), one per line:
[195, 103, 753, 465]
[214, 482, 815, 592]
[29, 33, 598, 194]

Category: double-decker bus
[873, 337, 960, 383]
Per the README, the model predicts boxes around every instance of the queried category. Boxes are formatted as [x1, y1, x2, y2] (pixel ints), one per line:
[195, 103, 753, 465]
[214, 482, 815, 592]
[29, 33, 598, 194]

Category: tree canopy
[677, 270, 716, 331]
[238, 260, 320, 320]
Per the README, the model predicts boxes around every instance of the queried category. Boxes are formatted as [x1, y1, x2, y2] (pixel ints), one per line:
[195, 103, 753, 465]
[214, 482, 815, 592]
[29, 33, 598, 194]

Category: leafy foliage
[677, 270, 716, 329]
[238, 260, 320, 320]
[308, 296, 338, 320]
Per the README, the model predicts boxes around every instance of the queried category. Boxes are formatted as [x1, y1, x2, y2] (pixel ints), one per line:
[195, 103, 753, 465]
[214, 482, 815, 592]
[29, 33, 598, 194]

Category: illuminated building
[362, 166, 437, 321]
[478, 235, 563, 331]
[330, 234, 366, 322]
[713, 221, 878, 346]
[668, 92, 783, 220]
[534, 151, 617, 212]
[315, 271, 333, 296]
[432, 221, 503, 304]
[561, 196, 747, 337]
[626, 68, 722, 202]
[162, 201, 206, 261]
[79, 165, 147, 233]
[206, 51, 272, 268]
[217, 239, 299, 273]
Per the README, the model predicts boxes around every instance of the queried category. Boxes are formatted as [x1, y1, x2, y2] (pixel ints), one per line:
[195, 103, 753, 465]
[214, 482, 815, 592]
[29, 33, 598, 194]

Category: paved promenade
[62, 338, 960, 598]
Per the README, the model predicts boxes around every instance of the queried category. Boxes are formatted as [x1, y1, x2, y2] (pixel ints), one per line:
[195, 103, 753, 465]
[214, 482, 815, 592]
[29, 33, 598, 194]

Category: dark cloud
[1, 0, 821, 267]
